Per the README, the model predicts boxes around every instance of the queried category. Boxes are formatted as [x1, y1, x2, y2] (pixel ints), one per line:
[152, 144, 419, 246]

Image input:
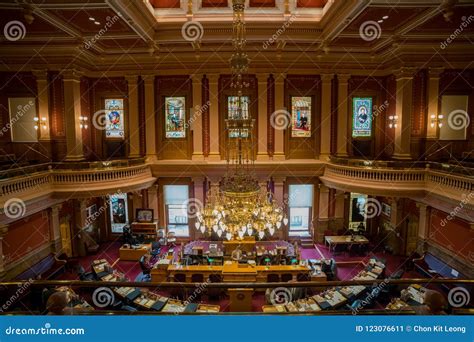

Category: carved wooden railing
[323, 163, 474, 200]
[0, 163, 153, 198]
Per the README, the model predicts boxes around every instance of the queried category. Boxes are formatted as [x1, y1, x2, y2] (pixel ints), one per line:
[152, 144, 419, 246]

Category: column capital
[428, 67, 444, 78]
[142, 74, 155, 84]
[191, 73, 203, 82]
[337, 74, 351, 83]
[51, 204, 62, 215]
[192, 176, 206, 184]
[62, 69, 83, 81]
[416, 202, 428, 210]
[32, 69, 48, 80]
[393, 67, 416, 80]
[147, 184, 158, 193]
[274, 73, 286, 83]
[0, 224, 8, 237]
[320, 74, 334, 82]
[272, 176, 286, 185]
[256, 73, 270, 83]
[125, 75, 139, 83]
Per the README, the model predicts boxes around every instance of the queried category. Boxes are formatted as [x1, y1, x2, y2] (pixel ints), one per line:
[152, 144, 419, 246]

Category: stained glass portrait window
[109, 193, 129, 233]
[291, 97, 311, 138]
[105, 99, 124, 139]
[352, 97, 373, 138]
[227, 96, 249, 138]
[165, 97, 186, 138]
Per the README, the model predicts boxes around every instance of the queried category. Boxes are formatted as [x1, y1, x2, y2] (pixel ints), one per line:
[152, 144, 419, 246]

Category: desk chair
[157, 229, 166, 246]
[267, 274, 280, 283]
[151, 241, 161, 257]
[207, 274, 222, 300]
[167, 231, 177, 247]
[281, 273, 293, 282]
[77, 265, 95, 281]
[191, 274, 205, 301]
[171, 273, 187, 299]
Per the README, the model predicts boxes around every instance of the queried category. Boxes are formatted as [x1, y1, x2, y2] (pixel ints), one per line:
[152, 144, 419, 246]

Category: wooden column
[273, 177, 286, 240]
[147, 184, 159, 221]
[320, 74, 333, 160]
[393, 68, 414, 160]
[0, 224, 8, 279]
[417, 203, 430, 241]
[191, 74, 204, 160]
[126, 75, 141, 157]
[336, 74, 350, 157]
[426, 68, 444, 139]
[273, 74, 285, 160]
[208, 74, 220, 160]
[50, 205, 62, 252]
[143, 75, 156, 160]
[33, 70, 51, 140]
[316, 184, 329, 243]
[257, 73, 269, 160]
[63, 70, 85, 161]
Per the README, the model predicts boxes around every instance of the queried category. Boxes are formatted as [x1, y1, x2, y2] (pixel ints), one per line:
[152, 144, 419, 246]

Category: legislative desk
[152, 261, 323, 283]
[325, 235, 369, 252]
[223, 239, 256, 254]
[119, 244, 151, 261]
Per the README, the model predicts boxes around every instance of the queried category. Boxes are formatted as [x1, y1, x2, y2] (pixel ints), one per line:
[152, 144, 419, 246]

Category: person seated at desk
[231, 245, 243, 262]
[405, 289, 448, 315]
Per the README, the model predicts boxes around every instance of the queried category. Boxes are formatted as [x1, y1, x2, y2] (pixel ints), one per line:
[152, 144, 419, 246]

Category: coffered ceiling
[0, 0, 472, 73]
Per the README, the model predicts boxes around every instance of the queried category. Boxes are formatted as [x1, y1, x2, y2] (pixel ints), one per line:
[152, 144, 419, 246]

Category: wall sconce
[430, 114, 443, 128]
[388, 115, 398, 128]
[34, 117, 47, 130]
[79, 116, 88, 129]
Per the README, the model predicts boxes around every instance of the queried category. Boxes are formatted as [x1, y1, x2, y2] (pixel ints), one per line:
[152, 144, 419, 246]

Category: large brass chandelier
[195, 0, 288, 240]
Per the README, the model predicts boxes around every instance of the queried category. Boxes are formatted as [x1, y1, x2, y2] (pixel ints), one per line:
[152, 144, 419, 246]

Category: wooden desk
[223, 240, 256, 254]
[168, 264, 223, 282]
[119, 244, 151, 261]
[255, 265, 311, 282]
[325, 235, 369, 252]
[222, 262, 258, 282]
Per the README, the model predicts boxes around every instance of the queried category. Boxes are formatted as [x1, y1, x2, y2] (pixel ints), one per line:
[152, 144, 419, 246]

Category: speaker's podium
[223, 261, 256, 312]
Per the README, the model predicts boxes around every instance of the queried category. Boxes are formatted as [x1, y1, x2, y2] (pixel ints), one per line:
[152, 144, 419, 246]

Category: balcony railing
[0, 159, 153, 198]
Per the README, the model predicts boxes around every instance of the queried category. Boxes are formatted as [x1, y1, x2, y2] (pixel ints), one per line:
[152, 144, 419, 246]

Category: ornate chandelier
[195, 0, 288, 240]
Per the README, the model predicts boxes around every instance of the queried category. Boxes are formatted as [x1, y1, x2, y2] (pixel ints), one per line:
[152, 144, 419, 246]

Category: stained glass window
[165, 97, 186, 138]
[105, 99, 124, 139]
[352, 97, 373, 138]
[291, 97, 311, 138]
[109, 193, 128, 233]
[228, 96, 249, 138]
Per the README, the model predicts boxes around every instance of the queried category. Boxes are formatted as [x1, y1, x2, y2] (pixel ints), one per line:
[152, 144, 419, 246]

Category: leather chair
[267, 274, 280, 282]
[207, 274, 222, 300]
[281, 273, 293, 282]
[167, 231, 177, 247]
